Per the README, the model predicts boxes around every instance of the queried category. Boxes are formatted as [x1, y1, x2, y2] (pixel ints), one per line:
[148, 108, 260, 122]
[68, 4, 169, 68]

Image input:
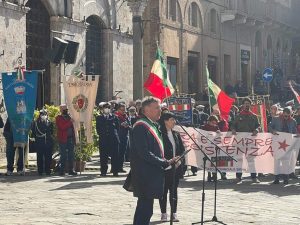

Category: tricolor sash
[134, 118, 164, 158]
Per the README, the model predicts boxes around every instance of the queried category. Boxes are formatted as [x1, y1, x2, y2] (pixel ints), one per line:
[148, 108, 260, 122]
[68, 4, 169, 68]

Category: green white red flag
[251, 104, 268, 132]
[144, 47, 174, 101]
[207, 67, 235, 121]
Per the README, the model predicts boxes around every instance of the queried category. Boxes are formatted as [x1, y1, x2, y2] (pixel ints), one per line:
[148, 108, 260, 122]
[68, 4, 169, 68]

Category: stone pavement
[0, 157, 300, 225]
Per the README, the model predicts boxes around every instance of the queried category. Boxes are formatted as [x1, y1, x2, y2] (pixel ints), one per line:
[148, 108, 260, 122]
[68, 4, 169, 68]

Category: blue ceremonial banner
[2, 70, 38, 147]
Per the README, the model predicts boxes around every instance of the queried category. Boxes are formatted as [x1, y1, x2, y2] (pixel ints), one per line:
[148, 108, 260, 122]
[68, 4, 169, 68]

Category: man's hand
[168, 156, 180, 166]
[272, 130, 279, 135]
[232, 130, 237, 135]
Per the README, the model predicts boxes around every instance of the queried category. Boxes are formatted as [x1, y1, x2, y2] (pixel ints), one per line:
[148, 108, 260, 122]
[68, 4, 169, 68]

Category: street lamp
[127, 0, 148, 100]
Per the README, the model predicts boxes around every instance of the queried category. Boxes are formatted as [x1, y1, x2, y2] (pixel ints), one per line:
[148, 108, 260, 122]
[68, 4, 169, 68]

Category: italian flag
[144, 48, 174, 101]
[207, 67, 235, 121]
[251, 104, 267, 132]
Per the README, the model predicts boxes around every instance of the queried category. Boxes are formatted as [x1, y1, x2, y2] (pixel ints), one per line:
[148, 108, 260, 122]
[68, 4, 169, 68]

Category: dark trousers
[191, 166, 198, 174]
[36, 142, 52, 174]
[133, 198, 154, 225]
[159, 172, 179, 214]
[6, 145, 24, 172]
[236, 172, 257, 179]
[118, 133, 129, 171]
[99, 140, 119, 175]
[59, 138, 75, 173]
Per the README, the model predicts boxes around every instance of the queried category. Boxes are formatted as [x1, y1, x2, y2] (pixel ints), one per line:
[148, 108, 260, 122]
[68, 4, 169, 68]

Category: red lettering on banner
[262, 146, 274, 156]
[214, 136, 221, 145]
[200, 135, 207, 144]
[205, 146, 214, 155]
[232, 137, 244, 146]
[223, 137, 231, 145]
[180, 132, 190, 141]
[254, 139, 264, 147]
[245, 138, 254, 146]
[249, 147, 260, 156]
[237, 146, 248, 155]
[190, 143, 199, 150]
[265, 138, 272, 145]
[225, 146, 235, 154]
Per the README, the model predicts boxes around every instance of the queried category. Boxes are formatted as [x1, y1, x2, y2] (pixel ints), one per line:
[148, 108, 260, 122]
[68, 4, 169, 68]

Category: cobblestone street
[0, 157, 299, 225]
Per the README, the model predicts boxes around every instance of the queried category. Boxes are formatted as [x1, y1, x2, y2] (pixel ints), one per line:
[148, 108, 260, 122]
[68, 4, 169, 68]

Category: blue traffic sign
[262, 68, 273, 82]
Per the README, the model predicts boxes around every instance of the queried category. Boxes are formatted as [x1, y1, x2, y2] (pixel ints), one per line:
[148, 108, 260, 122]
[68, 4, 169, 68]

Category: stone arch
[24, 0, 73, 17]
[85, 15, 106, 102]
[81, 0, 110, 28]
[184, 0, 203, 30]
[161, 0, 183, 24]
[25, 0, 51, 107]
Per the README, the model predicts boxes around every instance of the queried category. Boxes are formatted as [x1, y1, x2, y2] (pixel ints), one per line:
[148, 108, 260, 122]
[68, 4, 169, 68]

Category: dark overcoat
[130, 122, 168, 199]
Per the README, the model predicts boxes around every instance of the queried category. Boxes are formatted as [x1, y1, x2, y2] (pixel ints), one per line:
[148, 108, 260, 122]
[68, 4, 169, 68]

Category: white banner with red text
[174, 126, 300, 174]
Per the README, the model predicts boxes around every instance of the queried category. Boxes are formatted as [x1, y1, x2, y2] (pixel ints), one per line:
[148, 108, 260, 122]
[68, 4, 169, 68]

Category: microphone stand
[191, 127, 237, 225]
[174, 120, 223, 225]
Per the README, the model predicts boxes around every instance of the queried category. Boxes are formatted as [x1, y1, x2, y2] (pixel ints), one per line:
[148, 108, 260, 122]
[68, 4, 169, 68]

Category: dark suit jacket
[130, 121, 168, 199]
[96, 114, 120, 144]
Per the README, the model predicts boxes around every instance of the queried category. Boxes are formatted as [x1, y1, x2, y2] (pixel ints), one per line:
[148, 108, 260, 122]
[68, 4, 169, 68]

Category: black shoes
[273, 180, 279, 184]
[68, 171, 78, 176]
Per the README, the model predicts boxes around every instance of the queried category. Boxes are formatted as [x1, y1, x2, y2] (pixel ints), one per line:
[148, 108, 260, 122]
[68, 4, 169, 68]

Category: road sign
[262, 68, 273, 82]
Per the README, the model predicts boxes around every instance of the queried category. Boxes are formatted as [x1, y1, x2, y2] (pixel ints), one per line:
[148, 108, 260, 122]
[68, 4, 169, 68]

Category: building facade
[0, 0, 134, 107]
[143, 0, 300, 100]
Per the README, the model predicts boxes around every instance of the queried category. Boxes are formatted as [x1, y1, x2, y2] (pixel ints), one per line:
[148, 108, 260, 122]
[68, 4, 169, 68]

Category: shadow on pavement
[179, 175, 300, 197]
[49, 179, 125, 191]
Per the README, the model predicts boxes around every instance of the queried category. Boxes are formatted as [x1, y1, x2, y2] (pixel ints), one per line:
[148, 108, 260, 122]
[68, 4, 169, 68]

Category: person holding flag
[231, 98, 261, 183]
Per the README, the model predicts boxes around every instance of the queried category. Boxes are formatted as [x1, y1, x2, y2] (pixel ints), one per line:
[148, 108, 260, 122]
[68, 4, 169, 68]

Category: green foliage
[34, 104, 99, 160]
[74, 111, 99, 161]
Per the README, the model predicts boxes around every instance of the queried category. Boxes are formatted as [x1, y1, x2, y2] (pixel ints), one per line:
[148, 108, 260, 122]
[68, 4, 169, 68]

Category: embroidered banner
[174, 126, 300, 174]
[63, 75, 99, 143]
[2, 71, 38, 147]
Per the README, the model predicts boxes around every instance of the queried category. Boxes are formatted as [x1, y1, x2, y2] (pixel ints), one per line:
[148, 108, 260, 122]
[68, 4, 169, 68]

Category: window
[210, 9, 217, 33]
[167, 57, 178, 88]
[166, 0, 182, 22]
[189, 2, 201, 28]
[86, 16, 105, 102]
[188, 52, 200, 96]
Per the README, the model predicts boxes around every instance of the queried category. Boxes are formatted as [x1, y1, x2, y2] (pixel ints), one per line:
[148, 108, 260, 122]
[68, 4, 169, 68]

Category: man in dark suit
[131, 97, 178, 225]
[96, 102, 120, 177]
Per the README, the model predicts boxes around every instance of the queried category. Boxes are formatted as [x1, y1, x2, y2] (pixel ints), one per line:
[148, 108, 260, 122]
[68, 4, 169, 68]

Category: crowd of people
[1, 94, 300, 224]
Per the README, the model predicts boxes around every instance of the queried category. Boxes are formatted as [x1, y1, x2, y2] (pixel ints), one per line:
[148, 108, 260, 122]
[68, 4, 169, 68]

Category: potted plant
[74, 116, 98, 172]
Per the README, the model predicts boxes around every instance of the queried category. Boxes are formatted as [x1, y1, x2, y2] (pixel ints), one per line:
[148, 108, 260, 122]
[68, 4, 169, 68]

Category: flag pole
[206, 64, 212, 115]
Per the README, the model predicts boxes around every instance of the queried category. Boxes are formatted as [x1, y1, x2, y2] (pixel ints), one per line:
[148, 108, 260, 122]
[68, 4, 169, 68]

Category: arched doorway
[86, 15, 105, 103]
[26, 0, 50, 108]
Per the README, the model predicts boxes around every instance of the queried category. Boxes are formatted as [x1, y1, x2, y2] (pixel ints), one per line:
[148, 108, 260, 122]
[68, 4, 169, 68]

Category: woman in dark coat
[158, 112, 185, 222]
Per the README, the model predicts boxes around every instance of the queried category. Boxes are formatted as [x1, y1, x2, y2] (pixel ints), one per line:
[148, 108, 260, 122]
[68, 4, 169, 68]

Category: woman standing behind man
[158, 112, 185, 222]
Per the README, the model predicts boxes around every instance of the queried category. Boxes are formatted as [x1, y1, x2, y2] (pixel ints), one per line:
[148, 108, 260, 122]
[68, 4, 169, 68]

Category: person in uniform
[96, 102, 120, 177]
[31, 109, 54, 175]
